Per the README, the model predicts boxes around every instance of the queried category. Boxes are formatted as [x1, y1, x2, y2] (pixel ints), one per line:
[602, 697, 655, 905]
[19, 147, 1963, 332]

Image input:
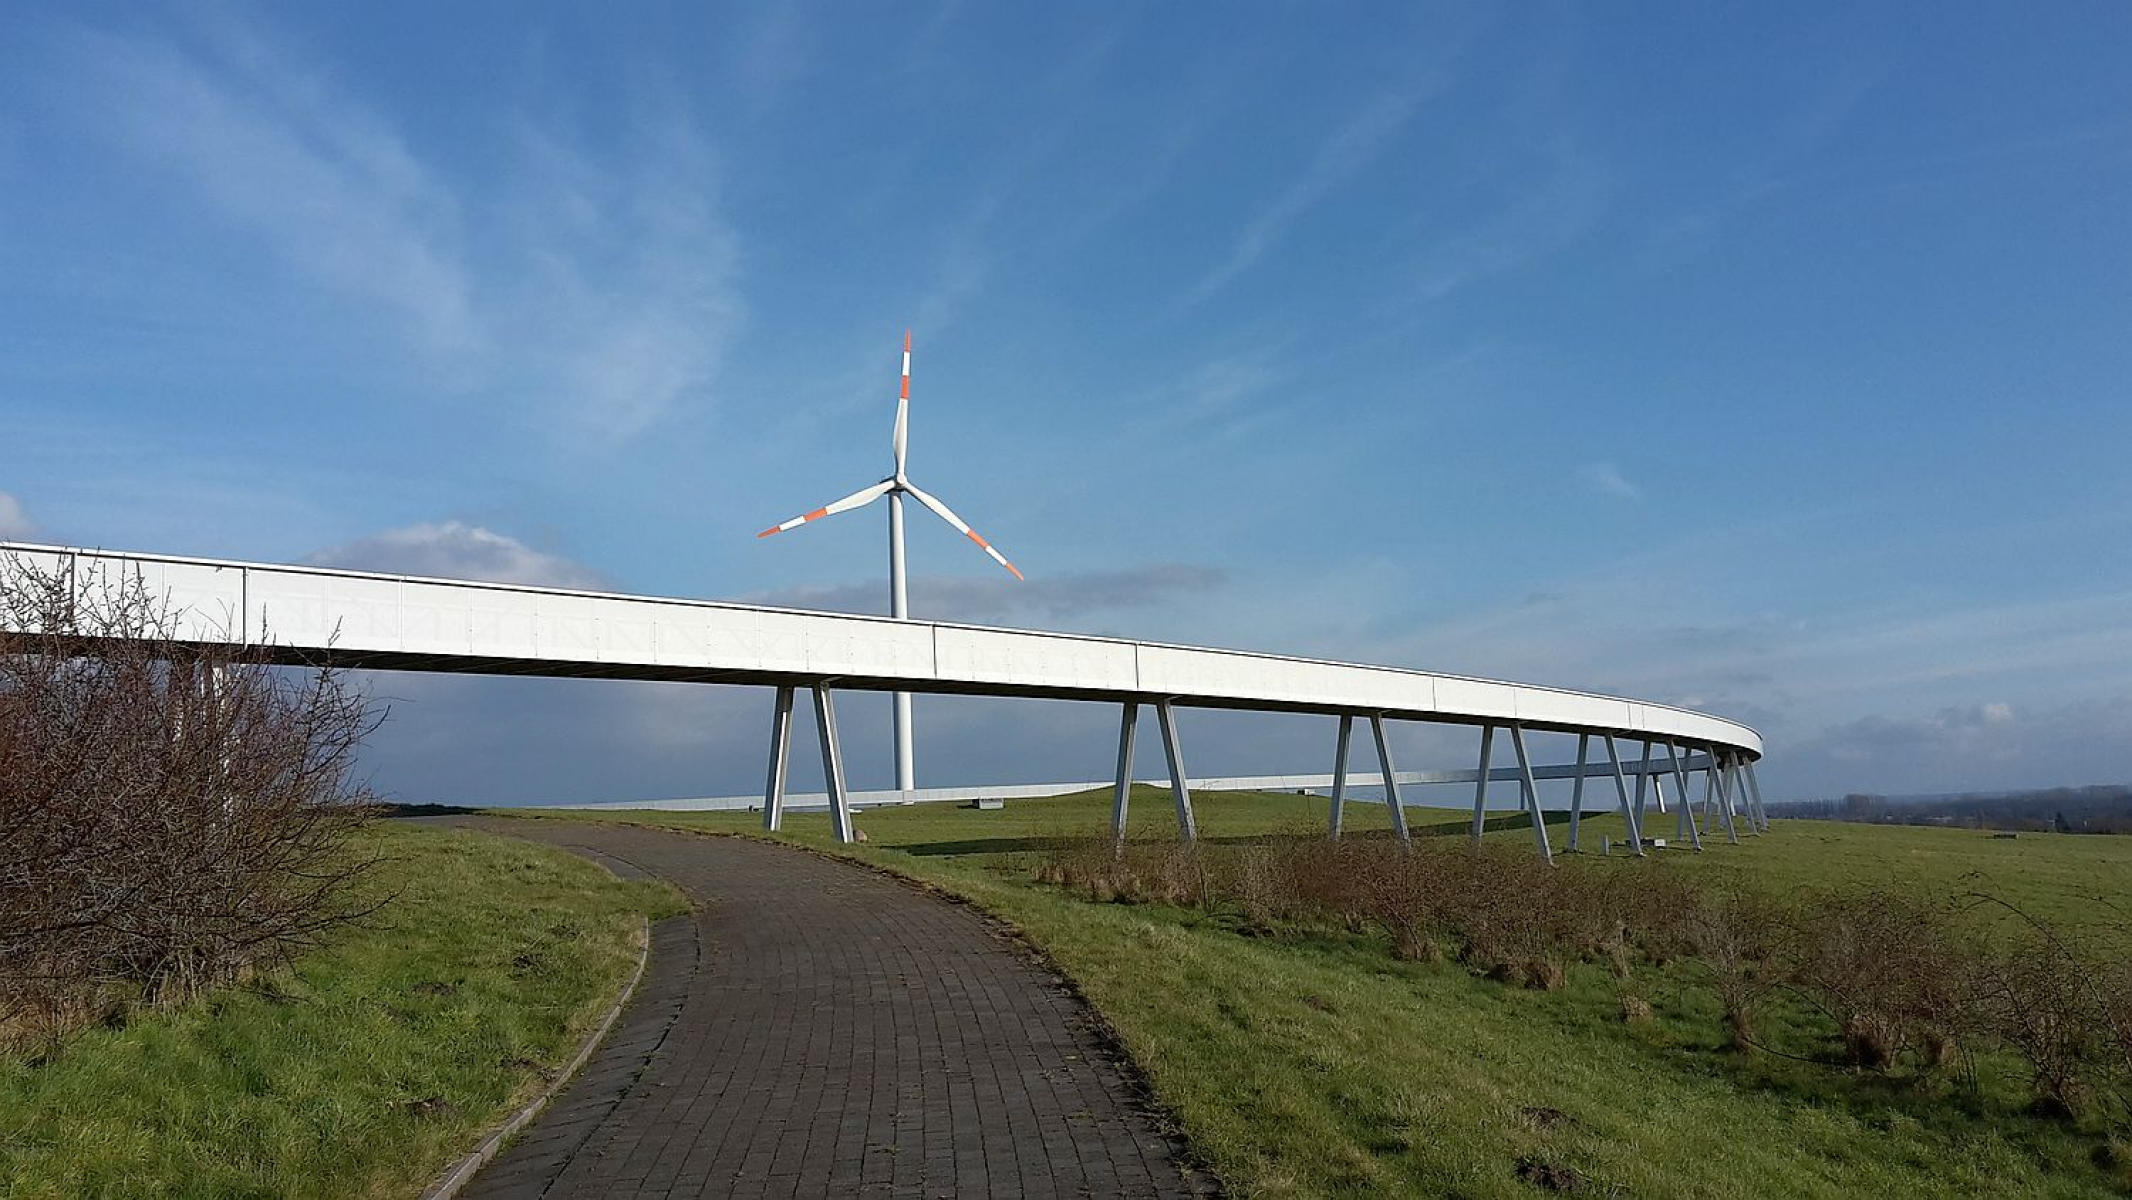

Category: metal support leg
[763, 685, 795, 831]
[1668, 740, 1704, 851]
[1328, 714, 1354, 841]
[1735, 755, 1757, 833]
[1744, 759, 1770, 832]
[206, 663, 233, 817]
[1703, 759, 1734, 844]
[813, 686, 855, 844]
[1155, 699, 1197, 843]
[1603, 734, 1645, 855]
[1567, 732, 1590, 852]
[1509, 723, 1554, 864]
[1713, 750, 1740, 844]
[1371, 714, 1410, 845]
[1633, 739, 1653, 828]
[1111, 702, 1138, 847]
[1469, 724, 1495, 846]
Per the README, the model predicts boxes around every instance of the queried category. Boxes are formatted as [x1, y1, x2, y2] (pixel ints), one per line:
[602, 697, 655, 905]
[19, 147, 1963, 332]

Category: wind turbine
[757, 330, 1023, 792]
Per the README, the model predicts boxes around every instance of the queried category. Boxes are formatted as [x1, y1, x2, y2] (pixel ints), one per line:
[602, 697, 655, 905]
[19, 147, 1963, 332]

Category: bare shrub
[1959, 899, 2132, 1119]
[1032, 826, 2132, 1122]
[1787, 890, 1976, 1074]
[1, 553, 383, 1048]
[1677, 883, 1789, 1052]
[1044, 838, 1212, 909]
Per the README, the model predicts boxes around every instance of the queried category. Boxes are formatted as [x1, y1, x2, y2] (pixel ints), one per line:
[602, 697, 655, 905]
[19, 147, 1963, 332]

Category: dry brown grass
[1036, 830, 2132, 1122]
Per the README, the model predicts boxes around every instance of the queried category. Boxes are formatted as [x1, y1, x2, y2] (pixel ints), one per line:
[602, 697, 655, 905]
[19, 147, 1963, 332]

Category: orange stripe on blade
[804, 508, 828, 522]
[904, 329, 912, 351]
[900, 376, 910, 399]
[966, 530, 989, 548]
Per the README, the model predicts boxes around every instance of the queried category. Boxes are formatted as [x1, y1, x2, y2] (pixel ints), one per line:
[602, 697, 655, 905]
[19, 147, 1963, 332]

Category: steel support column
[1725, 753, 1759, 835]
[1633, 738, 1653, 827]
[813, 686, 855, 844]
[1567, 732, 1591, 851]
[1327, 714, 1355, 841]
[1155, 699, 1197, 843]
[1509, 723, 1554, 864]
[1744, 759, 1770, 832]
[887, 492, 915, 792]
[1603, 734, 1646, 855]
[1712, 749, 1740, 844]
[1111, 702, 1138, 847]
[763, 684, 796, 831]
[1469, 723, 1496, 846]
[1667, 739, 1704, 851]
[1371, 714, 1411, 845]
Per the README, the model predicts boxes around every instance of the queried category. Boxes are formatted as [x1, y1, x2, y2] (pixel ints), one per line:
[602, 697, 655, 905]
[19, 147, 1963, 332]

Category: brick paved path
[444, 819, 1204, 1198]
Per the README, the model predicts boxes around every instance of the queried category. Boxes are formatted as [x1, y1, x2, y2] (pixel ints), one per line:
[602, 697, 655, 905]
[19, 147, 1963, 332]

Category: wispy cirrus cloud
[1185, 79, 1439, 305]
[61, 20, 475, 351]
[1408, 138, 1611, 303]
[1578, 461, 1640, 499]
[51, 14, 741, 447]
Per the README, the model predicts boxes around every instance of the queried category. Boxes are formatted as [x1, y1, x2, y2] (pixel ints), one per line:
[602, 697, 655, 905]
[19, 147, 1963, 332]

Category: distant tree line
[1769, 785, 2132, 833]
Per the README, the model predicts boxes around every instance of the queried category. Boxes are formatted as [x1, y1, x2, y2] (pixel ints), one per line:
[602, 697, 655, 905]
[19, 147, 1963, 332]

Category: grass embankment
[0, 821, 683, 1198]
[521, 790, 2132, 1197]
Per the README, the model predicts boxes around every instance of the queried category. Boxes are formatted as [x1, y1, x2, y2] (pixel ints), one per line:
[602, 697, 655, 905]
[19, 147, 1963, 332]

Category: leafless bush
[1042, 838, 1211, 908]
[1, 553, 383, 1049]
[1674, 883, 1790, 1051]
[1958, 895, 2132, 1118]
[1035, 829, 2132, 1119]
[1785, 890, 1977, 1074]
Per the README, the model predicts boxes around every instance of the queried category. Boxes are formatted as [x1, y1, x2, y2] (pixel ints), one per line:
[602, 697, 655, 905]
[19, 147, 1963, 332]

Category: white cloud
[0, 491, 33, 539]
[307, 522, 605, 590]
[68, 23, 475, 351]
[1788, 697, 2132, 795]
[57, 16, 742, 448]
[1578, 461, 1640, 499]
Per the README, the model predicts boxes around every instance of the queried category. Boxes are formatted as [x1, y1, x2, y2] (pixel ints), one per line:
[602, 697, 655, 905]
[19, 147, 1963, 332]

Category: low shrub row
[1037, 834, 2132, 1121]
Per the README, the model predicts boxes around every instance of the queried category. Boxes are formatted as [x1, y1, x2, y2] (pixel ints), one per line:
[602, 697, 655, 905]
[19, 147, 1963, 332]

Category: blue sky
[4, 2, 2130, 804]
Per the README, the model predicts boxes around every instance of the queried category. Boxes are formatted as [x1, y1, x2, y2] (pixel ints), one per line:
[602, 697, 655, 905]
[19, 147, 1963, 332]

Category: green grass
[517, 787, 2132, 1197]
[0, 821, 684, 1199]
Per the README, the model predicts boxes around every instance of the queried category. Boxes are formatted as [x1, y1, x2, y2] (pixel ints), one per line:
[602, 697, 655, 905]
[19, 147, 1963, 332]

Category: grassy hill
[522, 789, 2132, 1198]
[0, 822, 682, 1198]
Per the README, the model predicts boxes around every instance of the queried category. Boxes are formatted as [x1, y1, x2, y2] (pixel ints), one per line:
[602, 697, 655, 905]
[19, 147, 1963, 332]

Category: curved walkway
[442, 818, 1205, 1198]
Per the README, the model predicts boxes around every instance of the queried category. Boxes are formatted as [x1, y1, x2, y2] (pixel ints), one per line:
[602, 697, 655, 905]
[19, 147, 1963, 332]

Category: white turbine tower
[757, 330, 1023, 792]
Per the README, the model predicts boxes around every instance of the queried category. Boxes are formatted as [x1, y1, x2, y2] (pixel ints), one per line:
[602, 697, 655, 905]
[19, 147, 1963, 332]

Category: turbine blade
[903, 482, 1024, 580]
[893, 329, 911, 476]
[756, 479, 894, 538]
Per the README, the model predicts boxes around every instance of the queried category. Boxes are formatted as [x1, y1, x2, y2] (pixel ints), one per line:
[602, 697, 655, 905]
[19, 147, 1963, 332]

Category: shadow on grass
[889, 812, 1573, 858]
[376, 802, 485, 818]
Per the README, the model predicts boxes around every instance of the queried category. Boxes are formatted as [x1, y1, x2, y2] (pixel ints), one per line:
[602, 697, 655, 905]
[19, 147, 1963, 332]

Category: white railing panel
[934, 627, 1137, 691]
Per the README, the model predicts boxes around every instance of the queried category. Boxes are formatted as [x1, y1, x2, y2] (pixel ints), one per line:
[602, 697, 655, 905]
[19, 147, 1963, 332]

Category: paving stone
[443, 819, 1204, 1198]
